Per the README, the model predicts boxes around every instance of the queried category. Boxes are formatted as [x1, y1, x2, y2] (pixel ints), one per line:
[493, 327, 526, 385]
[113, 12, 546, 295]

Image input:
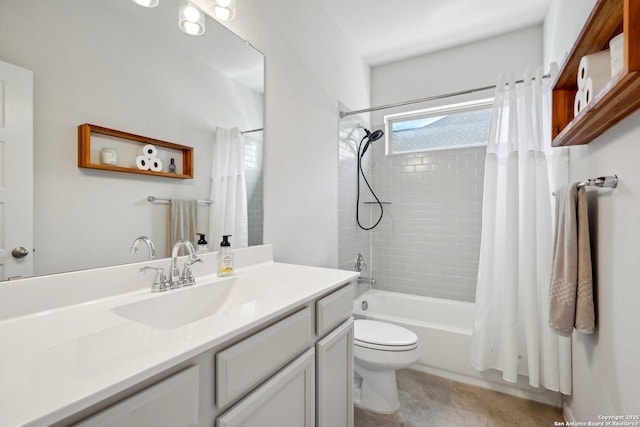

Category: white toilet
[353, 319, 419, 414]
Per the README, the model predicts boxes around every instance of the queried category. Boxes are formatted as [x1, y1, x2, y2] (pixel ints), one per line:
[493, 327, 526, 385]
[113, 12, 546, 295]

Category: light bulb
[182, 21, 202, 35]
[209, 0, 236, 21]
[183, 5, 201, 22]
[179, 1, 205, 35]
[132, 0, 159, 7]
[213, 6, 231, 21]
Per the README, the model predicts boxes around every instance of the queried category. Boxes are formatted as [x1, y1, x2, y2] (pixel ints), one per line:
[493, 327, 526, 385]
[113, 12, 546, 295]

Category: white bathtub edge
[409, 364, 563, 408]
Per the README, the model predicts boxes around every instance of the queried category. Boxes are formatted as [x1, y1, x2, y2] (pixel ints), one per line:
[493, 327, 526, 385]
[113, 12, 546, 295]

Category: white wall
[0, 0, 263, 275]
[544, 0, 597, 68]
[198, 0, 371, 267]
[371, 25, 544, 124]
[544, 0, 640, 421]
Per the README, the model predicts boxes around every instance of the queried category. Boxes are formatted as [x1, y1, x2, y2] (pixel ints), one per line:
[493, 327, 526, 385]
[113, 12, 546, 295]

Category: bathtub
[353, 289, 561, 406]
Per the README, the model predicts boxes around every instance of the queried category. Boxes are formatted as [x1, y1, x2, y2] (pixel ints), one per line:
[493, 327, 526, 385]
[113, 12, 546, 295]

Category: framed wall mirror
[0, 0, 264, 280]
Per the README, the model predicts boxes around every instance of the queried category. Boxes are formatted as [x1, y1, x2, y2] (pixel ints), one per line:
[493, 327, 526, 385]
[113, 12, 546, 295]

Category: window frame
[383, 97, 494, 155]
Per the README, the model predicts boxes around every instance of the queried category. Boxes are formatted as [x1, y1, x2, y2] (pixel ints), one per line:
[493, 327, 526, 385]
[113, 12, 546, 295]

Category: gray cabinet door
[75, 366, 199, 427]
[316, 318, 354, 427]
[217, 349, 315, 427]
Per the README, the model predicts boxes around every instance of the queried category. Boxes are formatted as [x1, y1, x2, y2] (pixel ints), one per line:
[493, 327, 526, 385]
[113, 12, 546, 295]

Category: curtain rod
[339, 74, 551, 118]
[241, 128, 263, 134]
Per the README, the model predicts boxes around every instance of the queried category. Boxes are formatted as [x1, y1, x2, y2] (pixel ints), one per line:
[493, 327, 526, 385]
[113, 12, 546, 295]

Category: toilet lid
[354, 319, 418, 347]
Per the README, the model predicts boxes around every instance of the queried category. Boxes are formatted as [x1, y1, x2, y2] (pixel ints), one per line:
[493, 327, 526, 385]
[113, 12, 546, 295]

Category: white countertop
[0, 255, 357, 426]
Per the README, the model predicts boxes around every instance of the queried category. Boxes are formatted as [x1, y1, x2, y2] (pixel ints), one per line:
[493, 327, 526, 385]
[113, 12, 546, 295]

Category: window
[384, 98, 493, 154]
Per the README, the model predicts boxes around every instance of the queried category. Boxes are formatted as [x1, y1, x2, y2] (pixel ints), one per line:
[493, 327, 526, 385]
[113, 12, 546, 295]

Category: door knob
[11, 246, 29, 258]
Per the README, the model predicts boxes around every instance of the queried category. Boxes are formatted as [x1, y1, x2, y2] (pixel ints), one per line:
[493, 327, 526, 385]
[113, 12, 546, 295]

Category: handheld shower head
[366, 129, 384, 142]
[357, 123, 383, 140]
[355, 124, 385, 230]
[357, 124, 384, 157]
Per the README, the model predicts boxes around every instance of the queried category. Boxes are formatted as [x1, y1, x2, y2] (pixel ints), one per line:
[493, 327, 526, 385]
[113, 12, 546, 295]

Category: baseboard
[409, 364, 562, 407]
[563, 402, 576, 423]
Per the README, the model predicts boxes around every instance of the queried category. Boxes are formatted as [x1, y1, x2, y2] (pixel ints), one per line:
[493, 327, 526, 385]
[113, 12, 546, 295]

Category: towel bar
[552, 175, 618, 196]
[147, 196, 213, 204]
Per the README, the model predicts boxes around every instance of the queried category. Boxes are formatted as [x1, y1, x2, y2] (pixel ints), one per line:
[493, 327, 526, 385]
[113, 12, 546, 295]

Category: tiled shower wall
[368, 143, 486, 302]
[245, 136, 264, 246]
[338, 114, 371, 274]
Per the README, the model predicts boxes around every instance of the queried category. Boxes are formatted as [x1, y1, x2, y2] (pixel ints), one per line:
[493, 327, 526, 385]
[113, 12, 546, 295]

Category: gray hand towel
[575, 187, 595, 334]
[549, 184, 595, 336]
[168, 199, 198, 255]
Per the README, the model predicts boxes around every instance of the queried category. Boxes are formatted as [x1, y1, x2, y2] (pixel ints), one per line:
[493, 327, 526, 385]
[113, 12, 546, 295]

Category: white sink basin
[112, 276, 271, 329]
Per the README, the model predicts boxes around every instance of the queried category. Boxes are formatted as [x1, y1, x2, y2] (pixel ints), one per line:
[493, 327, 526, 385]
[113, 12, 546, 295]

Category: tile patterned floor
[354, 369, 564, 427]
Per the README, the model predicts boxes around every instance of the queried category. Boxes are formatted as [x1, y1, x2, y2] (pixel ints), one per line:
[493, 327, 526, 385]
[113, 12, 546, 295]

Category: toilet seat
[355, 340, 418, 352]
[354, 320, 418, 351]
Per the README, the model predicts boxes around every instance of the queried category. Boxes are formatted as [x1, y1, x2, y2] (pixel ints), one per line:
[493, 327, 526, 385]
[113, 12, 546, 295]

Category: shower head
[357, 124, 384, 157]
[357, 123, 384, 141]
[366, 129, 384, 142]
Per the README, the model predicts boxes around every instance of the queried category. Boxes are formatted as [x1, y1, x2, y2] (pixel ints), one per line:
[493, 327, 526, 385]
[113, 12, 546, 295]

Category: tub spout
[358, 277, 376, 287]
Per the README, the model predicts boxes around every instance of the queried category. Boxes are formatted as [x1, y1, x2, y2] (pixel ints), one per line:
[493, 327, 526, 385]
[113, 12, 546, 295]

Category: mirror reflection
[0, 0, 264, 280]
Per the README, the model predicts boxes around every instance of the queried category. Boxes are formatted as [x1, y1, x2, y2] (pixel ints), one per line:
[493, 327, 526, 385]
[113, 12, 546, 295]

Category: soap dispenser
[196, 233, 208, 253]
[217, 235, 233, 277]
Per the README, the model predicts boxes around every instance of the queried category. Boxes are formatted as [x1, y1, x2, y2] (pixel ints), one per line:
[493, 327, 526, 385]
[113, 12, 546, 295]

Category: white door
[0, 59, 33, 281]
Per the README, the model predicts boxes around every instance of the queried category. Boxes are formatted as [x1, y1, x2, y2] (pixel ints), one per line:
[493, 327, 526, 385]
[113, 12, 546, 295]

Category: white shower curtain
[470, 67, 572, 394]
[209, 127, 249, 250]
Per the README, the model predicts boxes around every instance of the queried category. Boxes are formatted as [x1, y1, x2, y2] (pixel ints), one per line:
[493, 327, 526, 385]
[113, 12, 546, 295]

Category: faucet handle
[140, 266, 169, 292]
[185, 254, 203, 267]
[181, 257, 203, 286]
[354, 253, 367, 272]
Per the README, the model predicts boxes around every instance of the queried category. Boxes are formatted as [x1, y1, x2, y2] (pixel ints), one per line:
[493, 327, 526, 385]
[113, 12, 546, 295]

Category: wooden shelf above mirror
[551, 0, 640, 147]
[78, 124, 193, 179]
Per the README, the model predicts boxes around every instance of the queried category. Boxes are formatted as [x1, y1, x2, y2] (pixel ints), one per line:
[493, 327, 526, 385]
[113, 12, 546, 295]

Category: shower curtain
[209, 127, 249, 249]
[470, 67, 572, 394]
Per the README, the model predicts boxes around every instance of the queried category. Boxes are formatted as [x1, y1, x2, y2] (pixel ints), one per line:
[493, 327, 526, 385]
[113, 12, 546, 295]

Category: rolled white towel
[574, 89, 586, 117]
[142, 144, 158, 158]
[577, 50, 611, 90]
[136, 155, 151, 170]
[584, 75, 610, 105]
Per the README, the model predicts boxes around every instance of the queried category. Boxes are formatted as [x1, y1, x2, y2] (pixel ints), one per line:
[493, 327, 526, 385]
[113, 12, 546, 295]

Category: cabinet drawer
[216, 349, 315, 427]
[216, 307, 313, 409]
[75, 365, 199, 427]
[316, 284, 353, 337]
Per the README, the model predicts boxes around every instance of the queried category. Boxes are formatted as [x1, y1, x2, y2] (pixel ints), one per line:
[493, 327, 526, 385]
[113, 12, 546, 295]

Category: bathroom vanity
[0, 245, 357, 427]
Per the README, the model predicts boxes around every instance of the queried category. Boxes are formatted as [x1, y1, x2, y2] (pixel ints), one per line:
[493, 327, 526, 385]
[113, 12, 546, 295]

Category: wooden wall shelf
[551, 0, 640, 147]
[78, 124, 193, 179]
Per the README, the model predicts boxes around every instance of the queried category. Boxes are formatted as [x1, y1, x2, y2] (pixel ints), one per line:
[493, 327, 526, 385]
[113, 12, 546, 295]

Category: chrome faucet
[169, 240, 202, 288]
[130, 236, 156, 261]
[140, 240, 204, 292]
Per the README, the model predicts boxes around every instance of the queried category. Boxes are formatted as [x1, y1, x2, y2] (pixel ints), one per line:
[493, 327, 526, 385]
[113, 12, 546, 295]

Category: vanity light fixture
[131, 0, 159, 7]
[179, 0, 206, 35]
[209, 0, 236, 22]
